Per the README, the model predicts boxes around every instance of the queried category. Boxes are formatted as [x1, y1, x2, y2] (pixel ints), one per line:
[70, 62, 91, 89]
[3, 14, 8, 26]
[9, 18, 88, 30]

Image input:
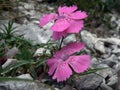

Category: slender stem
[59, 37, 64, 50]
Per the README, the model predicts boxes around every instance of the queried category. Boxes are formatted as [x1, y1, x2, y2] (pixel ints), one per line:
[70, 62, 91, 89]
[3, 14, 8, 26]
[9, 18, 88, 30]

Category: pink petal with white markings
[67, 20, 84, 33]
[53, 61, 72, 82]
[52, 31, 67, 40]
[47, 58, 58, 75]
[67, 55, 91, 73]
[51, 19, 70, 32]
[54, 42, 84, 58]
[40, 13, 57, 27]
[58, 6, 77, 14]
[70, 11, 88, 19]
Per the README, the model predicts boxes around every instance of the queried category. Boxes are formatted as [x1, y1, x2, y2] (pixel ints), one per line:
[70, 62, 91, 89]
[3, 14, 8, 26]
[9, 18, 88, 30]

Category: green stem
[59, 37, 64, 50]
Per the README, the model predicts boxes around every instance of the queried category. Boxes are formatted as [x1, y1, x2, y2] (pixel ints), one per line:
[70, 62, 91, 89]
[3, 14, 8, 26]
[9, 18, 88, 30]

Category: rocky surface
[73, 74, 103, 90]
[0, 74, 53, 90]
[80, 30, 120, 90]
[0, 0, 120, 90]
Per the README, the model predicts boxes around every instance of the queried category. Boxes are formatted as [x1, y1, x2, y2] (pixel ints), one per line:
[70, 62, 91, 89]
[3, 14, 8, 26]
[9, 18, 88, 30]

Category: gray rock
[114, 63, 120, 71]
[0, 81, 52, 90]
[0, 74, 52, 90]
[73, 74, 103, 90]
[81, 30, 96, 52]
[94, 40, 106, 53]
[100, 54, 118, 68]
[107, 75, 118, 89]
[24, 3, 35, 10]
[63, 34, 76, 44]
[15, 23, 52, 44]
[100, 82, 113, 90]
[0, 20, 8, 26]
[110, 14, 120, 31]
[101, 38, 120, 46]
[81, 30, 106, 53]
[91, 57, 98, 64]
[17, 74, 33, 80]
[5, 47, 19, 58]
[96, 66, 115, 78]
[33, 48, 51, 57]
[116, 70, 120, 90]
[2, 59, 17, 69]
[112, 46, 120, 54]
[37, 0, 43, 2]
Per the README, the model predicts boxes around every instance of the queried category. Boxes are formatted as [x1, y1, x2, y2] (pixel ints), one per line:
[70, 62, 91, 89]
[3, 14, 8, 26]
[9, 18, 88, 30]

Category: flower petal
[70, 11, 88, 19]
[53, 61, 72, 82]
[51, 19, 70, 32]
[40, 13, 57, 27]
[54, 42, 84, 58]
[47, 58, 58, 67]
[67, 20, 84, 33]
[47, 58, 58, 75]
[58, 5, 77, 14]
[67, 55, 91, 73]
[52, 31, 67, 40]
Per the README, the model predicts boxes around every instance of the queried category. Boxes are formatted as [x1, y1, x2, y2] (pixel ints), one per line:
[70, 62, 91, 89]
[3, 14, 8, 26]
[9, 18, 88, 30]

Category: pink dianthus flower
[40, 6, 87, 40]
[47, 42, 91, 82]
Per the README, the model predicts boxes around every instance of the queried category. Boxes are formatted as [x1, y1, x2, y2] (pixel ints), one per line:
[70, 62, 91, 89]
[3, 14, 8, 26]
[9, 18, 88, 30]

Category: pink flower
[40, 6, 87, 40]
[47, 42, 91, 82]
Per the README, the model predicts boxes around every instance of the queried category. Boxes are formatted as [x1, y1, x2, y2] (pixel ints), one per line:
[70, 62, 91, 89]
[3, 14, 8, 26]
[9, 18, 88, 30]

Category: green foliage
[0, 76, 35, 82]
[79, 67, 108, 76]
[0, 60, 31, 75]
[0, 43, 5, 57]
[0, 20, 17, 39]
[0, 21, 51, 80]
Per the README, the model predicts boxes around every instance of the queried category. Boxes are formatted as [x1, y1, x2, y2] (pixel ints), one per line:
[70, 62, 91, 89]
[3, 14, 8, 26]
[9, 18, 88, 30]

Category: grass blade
[0, 60, 31, 75]
[0, 77, 34, 82]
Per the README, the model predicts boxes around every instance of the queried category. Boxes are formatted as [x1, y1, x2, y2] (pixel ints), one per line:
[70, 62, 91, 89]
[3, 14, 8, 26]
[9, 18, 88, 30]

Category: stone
[94, 40, 106, 53]
[107, 75, 118, 89]
[17, 74, 33, 80]
[81, 30, 96, 53]
[0, 20, 8, 26]
[100, 54, 118, 68]
[114, 63, 120, 71]
[24, 3, 35, 10]
[100, 84, 113, 90]
[73, 74, 103, 90]
[5, 47, 19, 58]
[91, 57, 98, 65]
[96, 65, 115, 78]
[63, 34, 76, 44]
[0, 74, 53, 90]
[33, 48, 51, 57]
[15, 23, 52, 44]
[2, 59, 17, 69]
[101, 38, 120, 46]
[0, 81, 52, 90]
[81, 30, 106, 53]
[112, 46, 120, 54]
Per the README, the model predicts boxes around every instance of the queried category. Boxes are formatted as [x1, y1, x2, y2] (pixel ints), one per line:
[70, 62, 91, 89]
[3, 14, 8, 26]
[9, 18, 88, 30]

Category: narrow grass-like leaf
[79, 67, 108, 76]
[29, 66, 37, 79]
[0, 77, 34, 82]
[35, 57, 47, 67]
[0, 60, 31, 75]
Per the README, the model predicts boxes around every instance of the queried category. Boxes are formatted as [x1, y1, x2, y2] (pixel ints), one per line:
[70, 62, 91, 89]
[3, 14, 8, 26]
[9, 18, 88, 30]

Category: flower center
[60, 54, 69, 61]
[57, 15, 66, 19]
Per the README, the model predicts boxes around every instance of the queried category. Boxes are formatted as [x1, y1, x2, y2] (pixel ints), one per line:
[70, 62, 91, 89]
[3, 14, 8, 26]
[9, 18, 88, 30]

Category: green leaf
[79, 67, 108, 76]
[0, 60, 31, 75]
[0, 77, 34, 82]
[35, 57, 46, 67]
[29, 66, 37, 79]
